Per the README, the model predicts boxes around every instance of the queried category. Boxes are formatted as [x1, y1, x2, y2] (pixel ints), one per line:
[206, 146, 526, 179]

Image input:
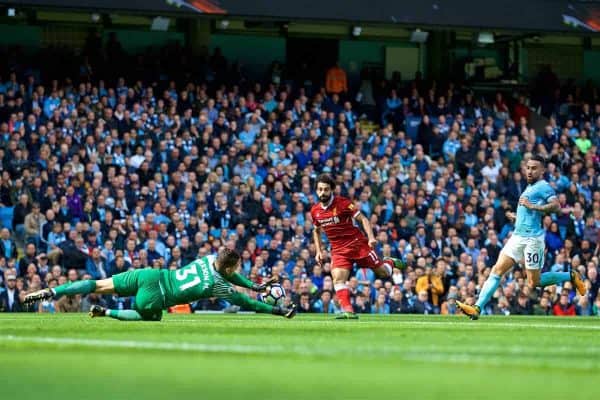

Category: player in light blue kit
[457, 155, 586, 319]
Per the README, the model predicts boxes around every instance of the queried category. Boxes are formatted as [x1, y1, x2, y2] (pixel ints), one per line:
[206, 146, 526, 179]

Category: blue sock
[540, 272, 570, 287]
[475, 273, 501, 310]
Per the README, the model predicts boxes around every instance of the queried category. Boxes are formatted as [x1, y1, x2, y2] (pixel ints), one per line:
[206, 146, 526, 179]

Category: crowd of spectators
[0, 35, 599, 317]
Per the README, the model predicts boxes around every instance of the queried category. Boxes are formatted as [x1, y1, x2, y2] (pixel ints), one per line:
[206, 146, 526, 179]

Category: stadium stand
[0, 30, 599, 317]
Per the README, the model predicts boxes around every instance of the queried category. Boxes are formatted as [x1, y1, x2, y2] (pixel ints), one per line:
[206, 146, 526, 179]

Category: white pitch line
[1, 335, 281, 355]
[2, 335, 600, 361]
[163, 319, 600, 330]
[0, 317, 599, 331]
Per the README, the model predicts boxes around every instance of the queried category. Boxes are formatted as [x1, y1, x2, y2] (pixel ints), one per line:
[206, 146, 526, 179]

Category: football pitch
[1, 314, 598, 400]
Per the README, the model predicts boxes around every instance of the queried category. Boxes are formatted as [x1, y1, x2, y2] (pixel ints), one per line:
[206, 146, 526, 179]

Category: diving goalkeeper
[24, 248, 296, 321]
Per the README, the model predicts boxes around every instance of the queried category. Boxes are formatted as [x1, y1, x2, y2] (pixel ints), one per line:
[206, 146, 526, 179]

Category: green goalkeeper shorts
[111, 269, 165, 321]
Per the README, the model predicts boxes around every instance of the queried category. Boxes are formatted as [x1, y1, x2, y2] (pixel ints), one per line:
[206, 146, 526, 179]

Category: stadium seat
[0, 207, 14, 230]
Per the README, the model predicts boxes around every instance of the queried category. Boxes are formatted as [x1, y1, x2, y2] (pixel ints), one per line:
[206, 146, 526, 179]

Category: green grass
[1, 314, 599, 400]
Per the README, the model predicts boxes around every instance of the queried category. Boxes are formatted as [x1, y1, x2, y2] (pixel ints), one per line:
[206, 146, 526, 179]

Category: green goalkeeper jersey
[160, 255, 249, 307]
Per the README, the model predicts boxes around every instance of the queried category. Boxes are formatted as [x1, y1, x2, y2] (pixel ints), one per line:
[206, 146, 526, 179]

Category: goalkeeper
[24, 248, 296, 321]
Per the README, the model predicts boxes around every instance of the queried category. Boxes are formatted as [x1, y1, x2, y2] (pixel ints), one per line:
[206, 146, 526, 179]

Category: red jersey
[310, 196, 366, 251]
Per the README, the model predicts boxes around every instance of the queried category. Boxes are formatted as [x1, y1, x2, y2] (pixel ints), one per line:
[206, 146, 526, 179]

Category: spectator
[297, 293, 313, 313]
[46, 222, 67, 253]
[355, 266, 375, 292]
[511, 293, 532, 315]
[533, 297, 552, 315]
[353, 292, 371, 314]
[372, 293, 390, 314]
[0, 272, 21, 312]
[553, 294, 576, 316]
[325, 61, 347, 95]
[589, 267, 600, 303]
[48, 235, 90, 272]
[455, 138, 475, 178]
[312, 290, 337, 314]
[18, 243, 38, 278]
[56, 294, 81, 313]
[0, 228, 17, 260]
[24, 202, 45, 246]
[12, 194, 30, 243]
[545, 222, 563, 254]
[593, 297, 600, 316]
[80, 292, 108, 313]
[512, 95, 530, 122]
[576, 295, 591, 316]
[415, 265, 444, 313]
[86, 247, 108, 280]
[389, 289, 403, 314]
[441, 292, 459, 315]
[413, 290, 433, 314]
[493, 92, 509, 120]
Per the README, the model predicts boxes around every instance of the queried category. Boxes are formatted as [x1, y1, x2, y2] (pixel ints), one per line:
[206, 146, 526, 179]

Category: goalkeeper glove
[272, 303, 297, 319]
[251, 275, 280, 293]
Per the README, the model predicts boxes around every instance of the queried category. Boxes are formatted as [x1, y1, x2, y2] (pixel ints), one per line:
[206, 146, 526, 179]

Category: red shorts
[330, 238, 384, 270]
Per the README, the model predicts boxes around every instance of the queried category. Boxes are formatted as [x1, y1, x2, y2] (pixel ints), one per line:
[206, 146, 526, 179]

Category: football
[260, 283, 286, 306]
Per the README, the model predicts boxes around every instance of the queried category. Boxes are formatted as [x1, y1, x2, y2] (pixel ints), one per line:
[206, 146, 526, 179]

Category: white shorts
[501, 234, 545, 270]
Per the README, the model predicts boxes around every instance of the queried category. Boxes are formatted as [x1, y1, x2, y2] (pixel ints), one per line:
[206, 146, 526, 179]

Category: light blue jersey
[514, 179, 556, 237]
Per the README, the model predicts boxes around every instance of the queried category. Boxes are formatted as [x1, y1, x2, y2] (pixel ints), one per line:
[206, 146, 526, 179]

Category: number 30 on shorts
[526, 252, 541, 266]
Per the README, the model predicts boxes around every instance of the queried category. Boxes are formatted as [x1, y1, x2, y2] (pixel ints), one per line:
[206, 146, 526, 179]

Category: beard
[319, 194, 332, 204]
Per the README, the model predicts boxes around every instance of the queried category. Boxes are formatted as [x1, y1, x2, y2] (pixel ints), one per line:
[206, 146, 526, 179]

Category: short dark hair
[216, 247, 240, 274]
[530, 154, 546, 167]
[315, 173, 336, 190]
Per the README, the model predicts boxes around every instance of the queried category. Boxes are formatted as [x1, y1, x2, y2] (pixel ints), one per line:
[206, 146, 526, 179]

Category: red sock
[335, 287, 353, 312]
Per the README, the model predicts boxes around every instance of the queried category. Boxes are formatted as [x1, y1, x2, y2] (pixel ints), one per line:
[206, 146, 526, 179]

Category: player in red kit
[310, 174, 404, 319]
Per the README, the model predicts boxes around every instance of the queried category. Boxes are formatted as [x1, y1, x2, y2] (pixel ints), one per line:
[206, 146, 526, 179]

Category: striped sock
[334, 284, 353, 312]
[382, 260, 393, 277]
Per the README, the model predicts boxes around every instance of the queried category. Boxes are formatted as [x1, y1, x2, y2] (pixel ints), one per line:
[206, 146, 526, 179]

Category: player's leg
[89, 305, 147, 321]
[476, 253, 514, 308]
[330, 256, 356, 319]
[24, 277, 116, 304]
[524, 236, 544, 288]
[456, 248, 519, 319]
[56, 277, 114, 296]
[94, 269, 164, 322]
[528, 236, 587, 295]
[540, 269, 586, 295]
[476, 237, 525, 310]
[358, 248, 403, 279]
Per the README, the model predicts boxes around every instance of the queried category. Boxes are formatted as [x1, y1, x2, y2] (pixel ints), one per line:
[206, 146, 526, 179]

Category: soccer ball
[260, 283, 286, 306]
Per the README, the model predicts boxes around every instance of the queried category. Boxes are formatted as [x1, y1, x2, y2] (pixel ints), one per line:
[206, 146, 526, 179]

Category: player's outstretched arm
[226, 291, 296, 318]
[225, 272, 278, 292]
[225, 272, 258, 290]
